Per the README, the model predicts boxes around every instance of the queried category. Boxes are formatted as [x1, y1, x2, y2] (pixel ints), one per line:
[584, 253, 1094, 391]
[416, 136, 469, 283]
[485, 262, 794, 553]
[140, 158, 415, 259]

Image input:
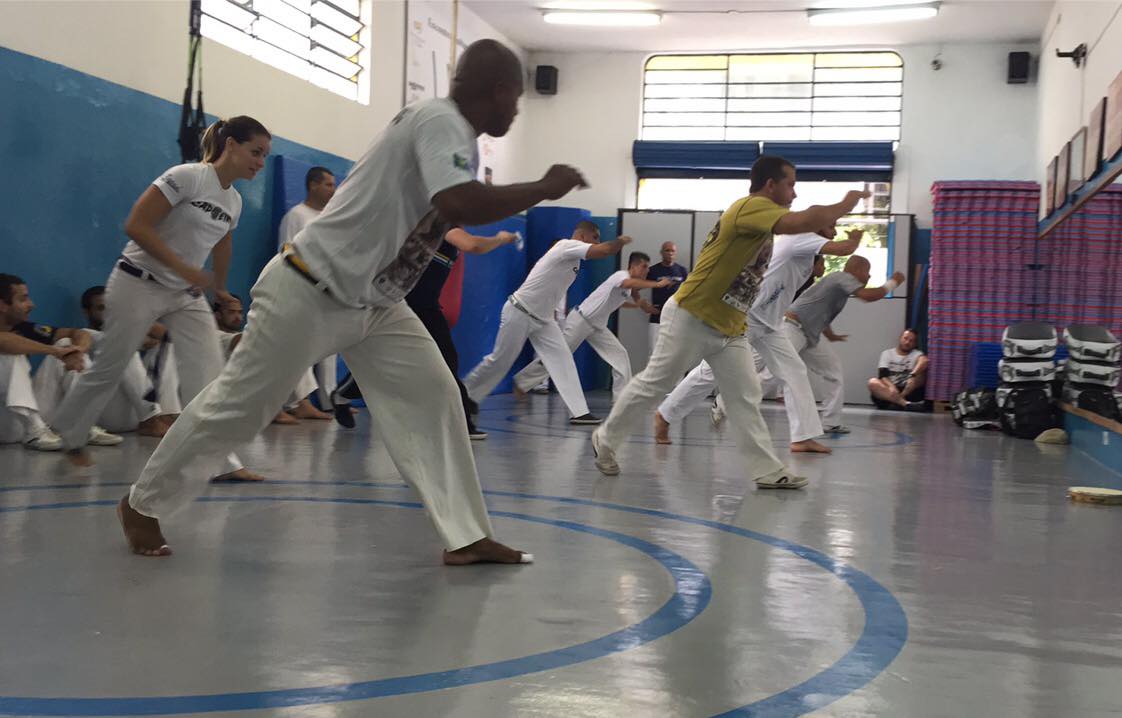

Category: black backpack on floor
[952, 388, 1000, 430]
[996, 384, 1059, 439]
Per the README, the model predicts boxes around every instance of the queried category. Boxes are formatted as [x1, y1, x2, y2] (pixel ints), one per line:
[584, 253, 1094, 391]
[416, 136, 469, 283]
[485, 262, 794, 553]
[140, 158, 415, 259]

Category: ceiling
[464, 0, 1053, 53]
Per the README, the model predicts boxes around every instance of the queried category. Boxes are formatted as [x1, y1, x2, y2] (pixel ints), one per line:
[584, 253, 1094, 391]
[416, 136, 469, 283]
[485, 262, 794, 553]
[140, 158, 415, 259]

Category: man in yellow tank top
[591, 155, 869, 489]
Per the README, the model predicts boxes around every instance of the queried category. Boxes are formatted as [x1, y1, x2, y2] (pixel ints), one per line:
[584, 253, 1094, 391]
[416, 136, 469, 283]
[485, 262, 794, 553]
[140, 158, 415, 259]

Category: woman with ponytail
[52, 116, 271, 478]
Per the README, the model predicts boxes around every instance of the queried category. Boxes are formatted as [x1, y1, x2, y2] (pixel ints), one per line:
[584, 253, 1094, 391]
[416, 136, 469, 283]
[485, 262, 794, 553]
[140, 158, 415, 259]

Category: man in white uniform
[118, 40, 587, 565]
[513, 251, 669, 403]
[0, 274, 120, 449]
[278, 166, 338, 408]
[655, 229, 861, 453]
[463, 221, 632, 425]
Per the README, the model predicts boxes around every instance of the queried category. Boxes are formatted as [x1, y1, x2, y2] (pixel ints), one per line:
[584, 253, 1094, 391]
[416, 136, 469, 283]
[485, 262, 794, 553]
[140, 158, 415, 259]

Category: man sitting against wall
[867, 327, 929, 411]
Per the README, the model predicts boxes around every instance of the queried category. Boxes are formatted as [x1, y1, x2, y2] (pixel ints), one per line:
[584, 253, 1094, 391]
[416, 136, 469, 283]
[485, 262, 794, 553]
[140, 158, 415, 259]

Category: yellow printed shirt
[674, 195, 789, 337]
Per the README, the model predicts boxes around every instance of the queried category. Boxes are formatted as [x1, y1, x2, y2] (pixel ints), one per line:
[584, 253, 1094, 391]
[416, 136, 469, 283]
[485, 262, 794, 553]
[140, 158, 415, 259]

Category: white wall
[518, 42, 1040, 225]
[1036, 1, 1122, 182]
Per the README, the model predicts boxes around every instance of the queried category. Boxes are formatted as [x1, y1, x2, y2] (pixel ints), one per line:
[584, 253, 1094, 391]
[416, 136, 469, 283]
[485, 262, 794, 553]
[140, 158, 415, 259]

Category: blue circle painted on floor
[0, 486, 908, 717]
[0, 494, 710, 717]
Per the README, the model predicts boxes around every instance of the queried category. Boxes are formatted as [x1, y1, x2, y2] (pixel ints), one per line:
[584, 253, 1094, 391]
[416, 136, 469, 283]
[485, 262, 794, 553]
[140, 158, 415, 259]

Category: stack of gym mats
[927, 181, 1040, 400]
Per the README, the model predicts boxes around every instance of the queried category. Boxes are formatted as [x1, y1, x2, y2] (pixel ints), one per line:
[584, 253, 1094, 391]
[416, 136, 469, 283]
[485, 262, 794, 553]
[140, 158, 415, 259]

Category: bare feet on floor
[654, 411, 672, 445]
[65, 448, 94, 467]
[137, 415, 168, 438]
[117, 495, 172, 557]
[443, 537, 532, 565]
[273, 411, 300, 425]
[790, 438, 832, 454]
[292, 399, 333, 420]
[212, 468, 266, 482]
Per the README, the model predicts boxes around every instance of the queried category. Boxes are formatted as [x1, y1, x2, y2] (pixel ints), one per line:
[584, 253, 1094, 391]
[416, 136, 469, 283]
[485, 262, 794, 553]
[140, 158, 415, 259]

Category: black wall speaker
[535, 65, 558, 95]
[1008, 51, 1031, 84]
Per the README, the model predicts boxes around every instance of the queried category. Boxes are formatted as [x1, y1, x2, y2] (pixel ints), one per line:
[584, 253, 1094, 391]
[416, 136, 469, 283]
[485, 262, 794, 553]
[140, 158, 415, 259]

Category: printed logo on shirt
[453, 153, 469, 170]
[161, 174, 181, 193]
[721, 239, 774, 314]
[190, 201, 233, 225]
[372, 210, 449, 303]
[757, 282, 786, 309]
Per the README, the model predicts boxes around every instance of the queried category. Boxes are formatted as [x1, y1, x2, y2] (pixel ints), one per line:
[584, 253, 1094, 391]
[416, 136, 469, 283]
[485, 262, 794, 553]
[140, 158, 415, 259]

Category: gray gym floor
[2, 392, 1121, 718]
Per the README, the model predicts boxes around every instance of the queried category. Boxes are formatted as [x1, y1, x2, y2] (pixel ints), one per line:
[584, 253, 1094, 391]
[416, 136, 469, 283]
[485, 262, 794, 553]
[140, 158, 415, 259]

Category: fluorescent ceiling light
[808, 3, 939, 25]
[542, 10, 662, 26]
[810, 0, 932, 7]
[542, 1, 657, 9]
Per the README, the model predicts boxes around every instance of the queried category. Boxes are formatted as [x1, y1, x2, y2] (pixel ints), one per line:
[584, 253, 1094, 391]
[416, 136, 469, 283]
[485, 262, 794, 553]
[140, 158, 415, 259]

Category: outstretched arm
[854, 271, 905, 302]
[432, 165, 588, 226]
[772, 191, 870, 235]
[444, 228, 519, 255]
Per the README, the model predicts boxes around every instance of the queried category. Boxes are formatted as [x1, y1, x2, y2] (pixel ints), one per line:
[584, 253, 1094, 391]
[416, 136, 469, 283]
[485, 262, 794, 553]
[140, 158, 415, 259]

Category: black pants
[337, 303, 477, 430]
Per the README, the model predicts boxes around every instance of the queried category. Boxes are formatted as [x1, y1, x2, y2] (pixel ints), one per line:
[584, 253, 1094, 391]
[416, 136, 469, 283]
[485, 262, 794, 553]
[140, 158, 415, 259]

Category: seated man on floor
[213, 294, 330, 424]
[0, 273, 123, 450]
[868, 328, 929, 411]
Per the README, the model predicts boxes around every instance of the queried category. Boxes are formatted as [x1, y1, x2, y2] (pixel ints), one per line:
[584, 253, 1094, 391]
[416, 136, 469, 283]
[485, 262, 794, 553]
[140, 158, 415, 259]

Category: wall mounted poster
[1045, 156, 1057, 215]
[1069, 127, 1087, 193]
[1105, 71, 1122, 161]
[1055, 141, 1071, 209]
[1086, 97, 1106, 180]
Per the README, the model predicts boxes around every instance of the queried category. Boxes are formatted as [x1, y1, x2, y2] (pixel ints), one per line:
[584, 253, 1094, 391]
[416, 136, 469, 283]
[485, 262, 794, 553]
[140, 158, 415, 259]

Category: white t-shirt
[292, 98, 478, 307]
[577, 270, 632, 327]
[277, 203, 321, 251]
[121, 163, 242, 289]
[748, 232, 827, 332]
[513, 239, 591, 320]
[879, 348, 924, 386]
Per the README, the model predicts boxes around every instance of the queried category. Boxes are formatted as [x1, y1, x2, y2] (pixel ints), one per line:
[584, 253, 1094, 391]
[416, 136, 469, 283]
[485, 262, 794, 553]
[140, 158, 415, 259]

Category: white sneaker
[24, 427, 63, 452]
[591, 428, 619, 476]
[755, 468, 809, 490]
[87, 425, 123, 446]
[825, 425, 851, 435]
[710, 398, 726, 428]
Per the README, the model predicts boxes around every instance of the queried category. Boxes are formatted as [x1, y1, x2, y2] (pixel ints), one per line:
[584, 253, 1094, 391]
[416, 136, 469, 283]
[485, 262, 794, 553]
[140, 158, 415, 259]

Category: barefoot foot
[137, 415, 168, 438]
[791, 439, 832, 454]
[212, 468, 266, 482]
[117, 495, 172, 556]
[292, 399, 333, 420]
[272, 411, 300, 425]
[443, 537, 532, 565]
[654, 411, 672, 445]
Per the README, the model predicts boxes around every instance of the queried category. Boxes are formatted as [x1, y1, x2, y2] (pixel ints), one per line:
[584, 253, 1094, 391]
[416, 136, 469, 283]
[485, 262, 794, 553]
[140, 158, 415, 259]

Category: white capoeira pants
[313, 355, 336, 407]
[513, 310, 632, 401]
[34, 337, 161, 433]
[780, 320, 846, 429]
[658, 321, 825, 442]
[50, 267, 243, 473]
[283, 368, 319, 411]
[0, 354, 48, 443]
[130, 255, 493, 550]
[597, 298, 784, 480]
[463, 299, 590, 418]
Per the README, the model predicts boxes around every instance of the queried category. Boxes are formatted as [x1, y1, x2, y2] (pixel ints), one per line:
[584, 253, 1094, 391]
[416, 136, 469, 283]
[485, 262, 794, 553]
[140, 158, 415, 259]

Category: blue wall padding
[452, 217, 530, 395]
[0, 46, 350, 329]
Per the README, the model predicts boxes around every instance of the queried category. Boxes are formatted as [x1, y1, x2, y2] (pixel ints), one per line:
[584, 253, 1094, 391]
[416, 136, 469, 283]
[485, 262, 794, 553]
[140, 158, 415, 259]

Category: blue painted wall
[0, 46, 351, 328]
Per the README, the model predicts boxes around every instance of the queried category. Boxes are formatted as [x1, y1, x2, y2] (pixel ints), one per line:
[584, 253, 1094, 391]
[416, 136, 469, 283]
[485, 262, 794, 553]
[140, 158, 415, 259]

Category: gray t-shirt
[788, 271, 864, 345]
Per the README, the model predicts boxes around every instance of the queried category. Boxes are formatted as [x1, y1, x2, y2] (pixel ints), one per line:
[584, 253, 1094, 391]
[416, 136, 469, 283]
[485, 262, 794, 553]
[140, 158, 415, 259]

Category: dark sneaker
[569, 413, 602, 425]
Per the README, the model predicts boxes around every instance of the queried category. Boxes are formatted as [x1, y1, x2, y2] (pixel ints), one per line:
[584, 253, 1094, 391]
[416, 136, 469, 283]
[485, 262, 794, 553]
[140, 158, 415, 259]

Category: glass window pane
[312, 24, 362, 58]
[253, 38, 311, 80]
[311, 46, 362, 78]
[645, 98, 727, 113]
[727, 98, 812, 112]
[813, 111, 901, 126]
[642, 127, 725, 140]
[725, 126, 812, 141]
[310, 66, 358, 99]
[201, 14, 256, 52]
[813, 96, 901, 112]
[201, 0, 254, 31]
[728, 54, 814, 83]
[254, 17, 311, 58]
[255, 0, 310, 35]
[644, 83, 727, 98]
[329, 0, 360, 17]
[646, 55, 728, 70]
[814, 82, 900, 97]
[645, 70, 727, 84]
[728, 83, 812, 98]
[812, 126, 900, 140]
[644, 112, 726, 127]
[727, 112, 812, 127]
[815, 67, 903, 83]
[310, 1, 362, 36]
[815, 52, 902, 68]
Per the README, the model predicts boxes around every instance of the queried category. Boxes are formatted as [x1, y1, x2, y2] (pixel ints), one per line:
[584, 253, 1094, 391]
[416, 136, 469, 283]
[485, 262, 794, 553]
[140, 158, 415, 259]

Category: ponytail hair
[201, 115, 271, 163]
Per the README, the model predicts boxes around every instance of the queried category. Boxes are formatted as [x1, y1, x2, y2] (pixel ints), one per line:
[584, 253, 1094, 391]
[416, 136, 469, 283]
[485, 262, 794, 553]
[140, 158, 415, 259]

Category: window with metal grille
[643, 52, 902, 142]
[200, 0, 366, 102]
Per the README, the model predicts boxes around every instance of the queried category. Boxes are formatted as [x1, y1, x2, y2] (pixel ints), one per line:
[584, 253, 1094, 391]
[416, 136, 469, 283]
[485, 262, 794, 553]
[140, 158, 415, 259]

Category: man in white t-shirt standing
[655, 229, 860, 453]
[118, 40, 588, 565]
[512, 251, 671, 404]
[868, 328, 928, 410]
[463, 221, 632, 425]
[278, 166, 338, 410]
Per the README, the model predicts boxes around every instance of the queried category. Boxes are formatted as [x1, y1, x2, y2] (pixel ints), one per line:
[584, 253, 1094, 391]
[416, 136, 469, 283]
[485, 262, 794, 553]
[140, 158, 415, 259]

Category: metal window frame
[642, 51, 904, 141]
[201, 0, 366, 85]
